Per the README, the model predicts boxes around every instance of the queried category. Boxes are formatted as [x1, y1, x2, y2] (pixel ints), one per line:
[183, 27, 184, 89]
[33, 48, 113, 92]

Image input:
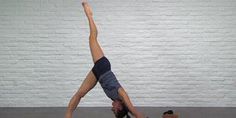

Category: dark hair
[115, 103, 130, 118]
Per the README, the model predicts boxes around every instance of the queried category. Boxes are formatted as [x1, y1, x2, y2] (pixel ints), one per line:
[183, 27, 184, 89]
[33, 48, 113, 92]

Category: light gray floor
[0, 107, 236, 118]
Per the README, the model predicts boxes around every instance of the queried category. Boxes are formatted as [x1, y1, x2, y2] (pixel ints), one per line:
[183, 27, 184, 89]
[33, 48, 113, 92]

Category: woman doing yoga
[64, 1, 144, 118]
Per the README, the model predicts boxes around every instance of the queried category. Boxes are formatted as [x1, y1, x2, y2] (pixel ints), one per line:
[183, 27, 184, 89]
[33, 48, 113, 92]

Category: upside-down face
[111, 100, 123, 114]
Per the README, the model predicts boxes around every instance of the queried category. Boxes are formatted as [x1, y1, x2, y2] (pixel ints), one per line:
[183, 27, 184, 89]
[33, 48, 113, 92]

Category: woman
[64, 1, 144, 118]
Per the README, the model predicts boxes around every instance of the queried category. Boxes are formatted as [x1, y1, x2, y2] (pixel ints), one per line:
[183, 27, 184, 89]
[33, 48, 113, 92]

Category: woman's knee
[89, 32, 97, 40]
[77, 91, 87, 98]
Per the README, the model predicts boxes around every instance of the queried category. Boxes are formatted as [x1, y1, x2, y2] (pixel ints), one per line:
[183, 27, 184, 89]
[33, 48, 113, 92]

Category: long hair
[115, 103, 130, 118]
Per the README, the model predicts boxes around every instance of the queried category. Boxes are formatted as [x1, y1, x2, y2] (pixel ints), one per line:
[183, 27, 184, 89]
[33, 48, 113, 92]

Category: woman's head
[111, 100, 130, 118]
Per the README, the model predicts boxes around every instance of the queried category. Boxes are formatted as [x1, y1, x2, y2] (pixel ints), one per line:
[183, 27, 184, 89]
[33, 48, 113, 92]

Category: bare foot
[82, 1, 93, 17]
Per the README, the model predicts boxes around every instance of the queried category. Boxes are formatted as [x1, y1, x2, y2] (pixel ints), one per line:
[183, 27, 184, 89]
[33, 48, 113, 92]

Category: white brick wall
[0, 0, 236, 107]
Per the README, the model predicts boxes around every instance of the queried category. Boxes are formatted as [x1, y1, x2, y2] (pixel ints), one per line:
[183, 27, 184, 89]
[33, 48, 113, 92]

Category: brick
[0, 0, 236, 107]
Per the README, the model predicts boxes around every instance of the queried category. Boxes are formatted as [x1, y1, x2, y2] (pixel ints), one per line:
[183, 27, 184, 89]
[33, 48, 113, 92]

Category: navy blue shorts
[92, 56, 111, 80]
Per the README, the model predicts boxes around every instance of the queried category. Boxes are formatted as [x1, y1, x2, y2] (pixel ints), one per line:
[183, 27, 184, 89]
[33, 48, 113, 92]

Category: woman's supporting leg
[65, 70, 97, 118]
[82, 2, 104, 63]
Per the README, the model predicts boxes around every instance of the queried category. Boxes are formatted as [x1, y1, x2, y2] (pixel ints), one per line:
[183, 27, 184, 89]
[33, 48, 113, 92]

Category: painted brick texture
[0, 0, 236, 107]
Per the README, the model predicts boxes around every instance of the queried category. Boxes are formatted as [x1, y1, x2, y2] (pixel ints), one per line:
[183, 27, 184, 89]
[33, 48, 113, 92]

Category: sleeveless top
[98, 70, 121, 100]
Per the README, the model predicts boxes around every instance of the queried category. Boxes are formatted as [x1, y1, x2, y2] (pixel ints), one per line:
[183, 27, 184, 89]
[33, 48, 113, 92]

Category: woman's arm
[118, 87, 144, 118]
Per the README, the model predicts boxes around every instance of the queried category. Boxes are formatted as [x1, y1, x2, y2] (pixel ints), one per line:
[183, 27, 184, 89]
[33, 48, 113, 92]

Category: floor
[0, 107, 236, 118]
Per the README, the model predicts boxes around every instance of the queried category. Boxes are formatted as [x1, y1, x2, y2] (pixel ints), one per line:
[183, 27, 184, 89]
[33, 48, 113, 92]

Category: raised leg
[82, 1, 104, 63]
[65, 70, 97, 118]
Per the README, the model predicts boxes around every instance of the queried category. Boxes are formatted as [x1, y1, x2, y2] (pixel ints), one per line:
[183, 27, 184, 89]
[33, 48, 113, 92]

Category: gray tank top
[98, 70, 121, 100]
